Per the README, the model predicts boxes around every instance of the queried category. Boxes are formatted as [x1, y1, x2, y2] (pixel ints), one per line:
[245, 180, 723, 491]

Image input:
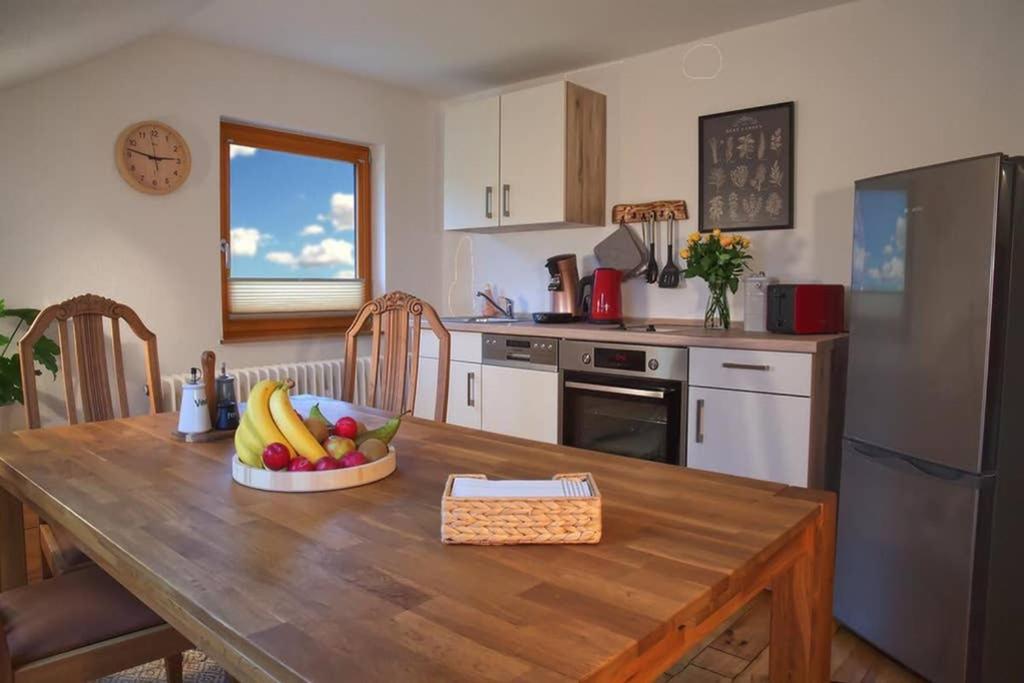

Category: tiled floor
[659, 592, 925, 683]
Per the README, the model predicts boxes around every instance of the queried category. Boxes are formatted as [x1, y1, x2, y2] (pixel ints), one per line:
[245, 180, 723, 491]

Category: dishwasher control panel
[482, 334, 559, 371]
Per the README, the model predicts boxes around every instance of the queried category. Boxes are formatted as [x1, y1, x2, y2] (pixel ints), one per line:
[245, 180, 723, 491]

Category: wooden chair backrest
[18, 294, 162, 429]
[342, 291, 451, 421]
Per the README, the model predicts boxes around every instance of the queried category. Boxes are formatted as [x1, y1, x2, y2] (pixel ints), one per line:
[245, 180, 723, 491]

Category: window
[220, 121, 371, 341]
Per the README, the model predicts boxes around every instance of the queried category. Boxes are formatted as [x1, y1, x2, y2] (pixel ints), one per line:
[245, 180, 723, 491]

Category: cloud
[335, 269, 355, 279]
[264, 238, 354, 269]
[300, 224, 325, 236]
[880, 256, 904, 281]
[895, 215, 907, 250]
[265, 251, 298, 266]
[230, 227, 268, 257]
[229, 145, 258, 159]
[883, 244, 893, 256]
[852, 244, 866, 275]
[328, 192, 354, 231]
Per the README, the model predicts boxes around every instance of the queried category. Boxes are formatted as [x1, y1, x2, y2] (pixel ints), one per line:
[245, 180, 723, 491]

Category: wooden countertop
[439, 319, 845, 353]
[0, 408, 835, 682]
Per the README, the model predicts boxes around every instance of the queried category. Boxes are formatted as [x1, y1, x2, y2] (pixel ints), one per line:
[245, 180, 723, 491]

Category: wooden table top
[0, 409, 830, 682]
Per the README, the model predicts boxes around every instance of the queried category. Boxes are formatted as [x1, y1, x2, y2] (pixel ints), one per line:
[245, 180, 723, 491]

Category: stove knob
[648, 359, 660, 371]
[582, 353, 592, 365]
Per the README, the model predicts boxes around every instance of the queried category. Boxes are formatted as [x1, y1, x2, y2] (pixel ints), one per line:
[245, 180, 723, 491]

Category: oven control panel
[560, 340, 688, 381]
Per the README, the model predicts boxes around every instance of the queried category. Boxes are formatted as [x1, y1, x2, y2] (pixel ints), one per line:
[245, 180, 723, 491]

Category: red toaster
[766, 284, 845, 334]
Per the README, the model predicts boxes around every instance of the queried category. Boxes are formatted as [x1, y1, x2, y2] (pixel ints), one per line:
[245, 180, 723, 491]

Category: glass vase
[704, 282, 731, 330]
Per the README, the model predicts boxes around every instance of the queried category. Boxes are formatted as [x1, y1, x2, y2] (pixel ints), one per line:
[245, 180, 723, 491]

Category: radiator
[162, 358, 371, 411]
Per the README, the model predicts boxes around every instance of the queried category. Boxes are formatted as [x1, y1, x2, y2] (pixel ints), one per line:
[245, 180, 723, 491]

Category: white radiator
[162, 357, 371, 411]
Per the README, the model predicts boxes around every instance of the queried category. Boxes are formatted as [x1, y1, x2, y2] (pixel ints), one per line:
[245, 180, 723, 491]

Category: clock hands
[126, 148, 177, 162]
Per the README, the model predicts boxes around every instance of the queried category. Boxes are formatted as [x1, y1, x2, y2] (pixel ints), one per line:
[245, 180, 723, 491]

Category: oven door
[561, 371, 683, 465]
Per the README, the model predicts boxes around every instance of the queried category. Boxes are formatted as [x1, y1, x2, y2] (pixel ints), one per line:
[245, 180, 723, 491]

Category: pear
[304, 402, 331, 443]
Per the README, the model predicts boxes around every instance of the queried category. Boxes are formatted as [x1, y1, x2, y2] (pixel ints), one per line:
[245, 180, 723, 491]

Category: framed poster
[698, 101, 794, 232]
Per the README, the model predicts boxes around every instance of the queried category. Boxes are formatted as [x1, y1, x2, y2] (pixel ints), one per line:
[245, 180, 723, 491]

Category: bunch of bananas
[234, 379, 328, 468]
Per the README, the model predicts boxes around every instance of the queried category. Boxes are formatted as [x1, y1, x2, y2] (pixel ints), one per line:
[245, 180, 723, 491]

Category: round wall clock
[114, 120, 191, 194]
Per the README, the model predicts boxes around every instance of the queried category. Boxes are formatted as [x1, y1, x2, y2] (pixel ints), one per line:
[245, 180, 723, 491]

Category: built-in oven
[560, 340, 688, 465]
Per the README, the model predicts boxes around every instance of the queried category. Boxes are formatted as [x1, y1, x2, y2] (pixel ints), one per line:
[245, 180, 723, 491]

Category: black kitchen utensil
[658, 216, 681, 288]
[645, 213, 660, 284]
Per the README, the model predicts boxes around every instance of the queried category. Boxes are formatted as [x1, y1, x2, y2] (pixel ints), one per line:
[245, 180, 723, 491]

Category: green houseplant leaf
[0, 302, 60, 405]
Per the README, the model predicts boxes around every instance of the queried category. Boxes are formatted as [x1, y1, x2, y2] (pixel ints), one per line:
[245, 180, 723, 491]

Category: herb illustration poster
[698, 102, 794, 232]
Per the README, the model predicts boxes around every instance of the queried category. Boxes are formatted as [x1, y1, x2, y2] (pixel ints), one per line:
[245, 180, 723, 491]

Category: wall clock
[114, 120, 191, 194]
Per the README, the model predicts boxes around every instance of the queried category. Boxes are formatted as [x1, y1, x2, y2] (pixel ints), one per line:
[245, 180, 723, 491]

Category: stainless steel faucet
[475, 291, 515, 319]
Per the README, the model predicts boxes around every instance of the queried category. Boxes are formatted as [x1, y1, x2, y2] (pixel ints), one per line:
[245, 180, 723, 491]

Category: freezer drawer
[834, 440, 991, 683]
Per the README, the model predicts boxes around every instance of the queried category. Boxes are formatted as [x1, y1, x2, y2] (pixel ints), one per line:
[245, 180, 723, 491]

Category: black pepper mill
[214, 363, 240, 430]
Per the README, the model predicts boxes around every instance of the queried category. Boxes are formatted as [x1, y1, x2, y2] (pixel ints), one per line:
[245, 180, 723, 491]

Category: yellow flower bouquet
[679, 229, 753, 329]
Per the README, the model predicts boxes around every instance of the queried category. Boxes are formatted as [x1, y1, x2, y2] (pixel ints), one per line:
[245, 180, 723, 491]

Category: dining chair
[0, 564, 191, 683]
[342, 291, 451, 421]
[14, 294, 187, 679]
[18, 293, 163, 577]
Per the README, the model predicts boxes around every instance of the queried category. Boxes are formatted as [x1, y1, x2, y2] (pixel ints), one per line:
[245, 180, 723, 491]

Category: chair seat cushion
[48, 523, 94, 573]
[0, 565, 163, 668]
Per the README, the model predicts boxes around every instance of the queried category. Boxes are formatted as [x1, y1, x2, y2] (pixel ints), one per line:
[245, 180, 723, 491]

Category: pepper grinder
[214, 363, 240, 430]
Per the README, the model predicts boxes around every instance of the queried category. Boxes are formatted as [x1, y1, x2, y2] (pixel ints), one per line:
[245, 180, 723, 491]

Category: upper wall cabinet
[444, 80, 606, 232]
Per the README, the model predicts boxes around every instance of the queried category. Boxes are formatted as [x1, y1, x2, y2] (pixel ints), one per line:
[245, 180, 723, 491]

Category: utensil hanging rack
[611, 200, 688, 225]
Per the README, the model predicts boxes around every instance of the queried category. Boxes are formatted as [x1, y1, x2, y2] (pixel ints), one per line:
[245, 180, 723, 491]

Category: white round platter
[231, 446, 396, 493]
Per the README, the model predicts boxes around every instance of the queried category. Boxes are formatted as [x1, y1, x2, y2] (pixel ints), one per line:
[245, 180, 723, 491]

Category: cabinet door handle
[502, 184, 511, 218]
[722, 362, 771, 371]
[485, 186, 493, 219]
[695, 398, 705, 444]
[467, 372, 475, 407]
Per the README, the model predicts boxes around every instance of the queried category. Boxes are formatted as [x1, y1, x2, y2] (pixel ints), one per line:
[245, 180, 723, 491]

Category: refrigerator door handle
[850, 442, 985, 483]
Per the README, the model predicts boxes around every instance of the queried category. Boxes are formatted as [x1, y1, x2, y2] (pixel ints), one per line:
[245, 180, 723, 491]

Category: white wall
[0, 34, 442, 423]
[442, 0, 1024, 320]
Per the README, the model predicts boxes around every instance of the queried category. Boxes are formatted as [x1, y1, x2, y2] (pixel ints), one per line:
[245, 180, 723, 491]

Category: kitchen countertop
[438, 318, 846, 353]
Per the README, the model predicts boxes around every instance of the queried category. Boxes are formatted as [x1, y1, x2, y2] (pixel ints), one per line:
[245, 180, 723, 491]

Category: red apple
[315, 457, 341, 471]
[262, 443, 291, 471]
[334, 416, 359, 440]
[340, 451, 368, 468]
[287, 456, 314, 472]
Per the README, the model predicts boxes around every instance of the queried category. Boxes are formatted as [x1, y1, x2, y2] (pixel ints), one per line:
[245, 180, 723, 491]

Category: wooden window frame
[219, 121, 372, 342]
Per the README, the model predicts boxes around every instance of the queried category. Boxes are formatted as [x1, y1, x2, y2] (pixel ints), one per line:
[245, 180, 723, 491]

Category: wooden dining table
[0, 402, 835, 682]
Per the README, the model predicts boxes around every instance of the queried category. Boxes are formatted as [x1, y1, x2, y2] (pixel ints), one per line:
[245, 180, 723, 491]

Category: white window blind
[228, 278, 365, 315]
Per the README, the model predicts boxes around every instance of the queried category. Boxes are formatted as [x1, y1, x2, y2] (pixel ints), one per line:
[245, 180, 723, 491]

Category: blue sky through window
[229, 145, 356, 280]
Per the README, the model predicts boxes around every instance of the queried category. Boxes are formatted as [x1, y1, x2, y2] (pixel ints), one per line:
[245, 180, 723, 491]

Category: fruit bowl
[231, 446, 397, 493]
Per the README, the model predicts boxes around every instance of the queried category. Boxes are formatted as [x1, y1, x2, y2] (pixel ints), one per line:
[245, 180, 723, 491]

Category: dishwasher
[481, 334, 560, 444]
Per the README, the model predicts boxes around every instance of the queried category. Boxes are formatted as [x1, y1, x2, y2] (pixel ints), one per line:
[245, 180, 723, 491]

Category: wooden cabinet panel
[444, 96, 499, 230]
[481, 365, 559, 443]
[687, 386, 811, 487]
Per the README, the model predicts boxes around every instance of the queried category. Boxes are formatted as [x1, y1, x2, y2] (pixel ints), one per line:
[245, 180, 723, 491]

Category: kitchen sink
[441, 316, 528, 324]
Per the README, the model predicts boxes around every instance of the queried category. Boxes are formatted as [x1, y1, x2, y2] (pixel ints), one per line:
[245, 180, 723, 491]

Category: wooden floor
[659, 592, 925, 683]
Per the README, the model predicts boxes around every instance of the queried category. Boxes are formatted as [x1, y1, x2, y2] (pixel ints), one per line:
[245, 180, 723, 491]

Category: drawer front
[419, 331, 481, 363]
[689, 347, 812, 396]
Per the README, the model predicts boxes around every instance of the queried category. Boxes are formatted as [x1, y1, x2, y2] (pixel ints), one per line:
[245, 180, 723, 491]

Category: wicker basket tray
[441, 473, 601, 545]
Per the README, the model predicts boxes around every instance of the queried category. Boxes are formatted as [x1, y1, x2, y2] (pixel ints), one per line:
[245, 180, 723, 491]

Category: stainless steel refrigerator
[835, 153, 1024, 683]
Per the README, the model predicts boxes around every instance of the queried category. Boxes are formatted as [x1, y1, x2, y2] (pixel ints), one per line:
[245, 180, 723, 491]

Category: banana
[269, 383, 329, 463]
[234, 412, 264, 468]
[246, 379, 296, 460]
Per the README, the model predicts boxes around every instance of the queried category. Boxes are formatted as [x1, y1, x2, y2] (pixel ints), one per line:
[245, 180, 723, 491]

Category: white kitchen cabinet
[443, 80, 605, 231]
[481, 365, 559, 444]
[443, 96, 499, 230]
[414, 332, 484, 429]
[686, 386, 811, 487]
[498, 81, 566, 226]
[413, 357, 483, 429]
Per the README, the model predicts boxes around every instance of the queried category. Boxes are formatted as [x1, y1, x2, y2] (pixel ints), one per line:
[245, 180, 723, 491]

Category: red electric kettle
[579, 268, 623, 324]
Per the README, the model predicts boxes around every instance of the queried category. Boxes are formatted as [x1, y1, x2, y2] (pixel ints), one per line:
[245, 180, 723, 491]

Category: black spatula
[645, 213, 660, 284]
[658, 216, 681, 288]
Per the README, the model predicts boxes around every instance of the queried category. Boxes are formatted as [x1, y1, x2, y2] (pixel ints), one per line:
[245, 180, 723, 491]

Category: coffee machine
[534, 254, 582, 323]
